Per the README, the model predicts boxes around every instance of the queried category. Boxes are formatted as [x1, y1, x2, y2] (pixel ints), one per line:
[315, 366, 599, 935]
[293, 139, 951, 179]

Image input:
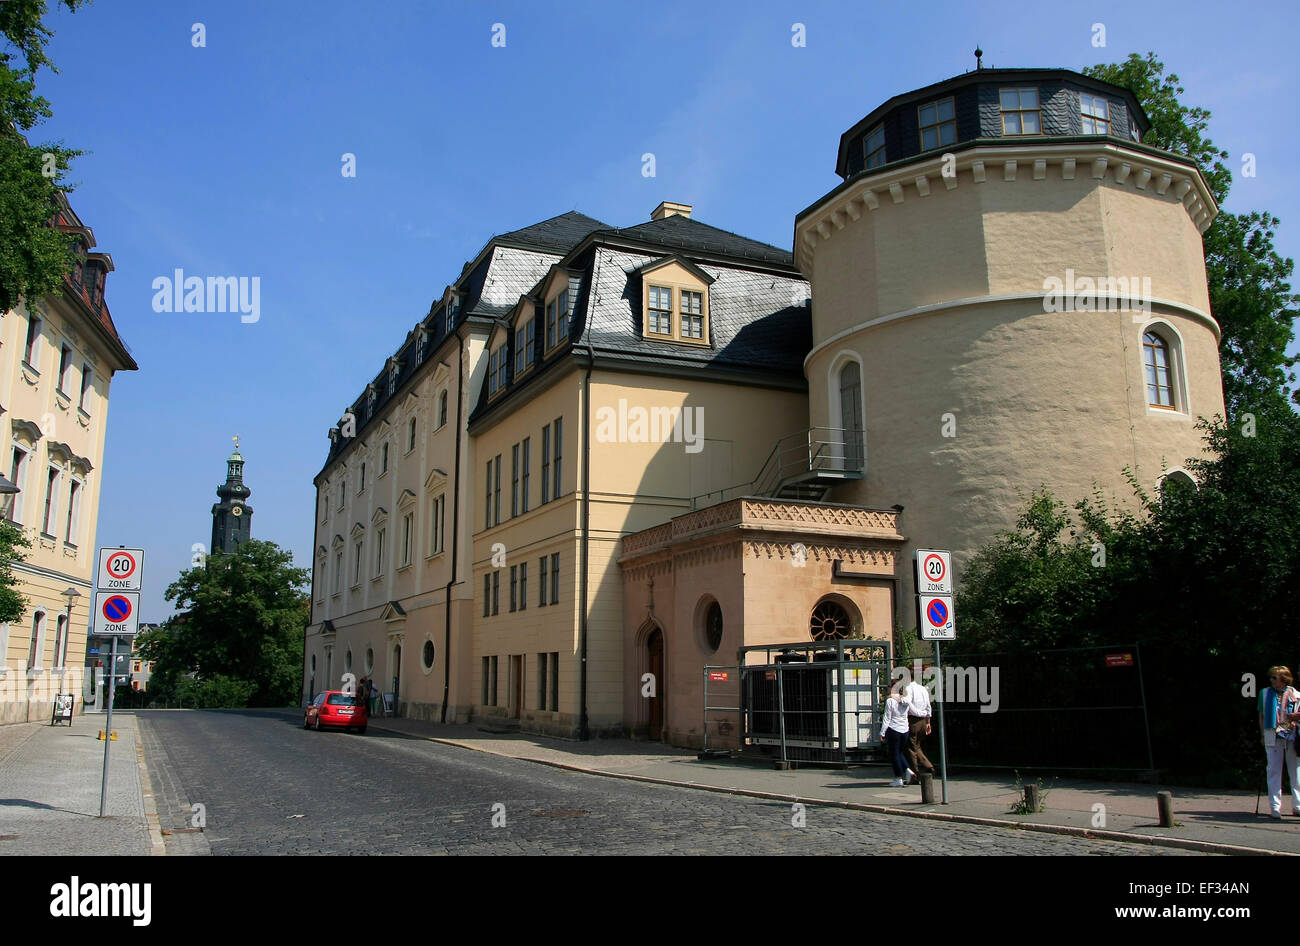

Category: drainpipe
[441, 329, 465, 723]
[579, 341, 594, 740]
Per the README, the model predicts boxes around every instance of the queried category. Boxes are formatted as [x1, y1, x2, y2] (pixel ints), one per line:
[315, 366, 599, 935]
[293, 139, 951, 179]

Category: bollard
[1156, 790, 1174, 827]
[1024, 783, 1041, 812]
[919, 771, 935, 804]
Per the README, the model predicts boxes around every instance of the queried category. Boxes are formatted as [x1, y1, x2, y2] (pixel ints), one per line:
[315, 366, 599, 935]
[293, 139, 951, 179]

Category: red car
[304, 691, 368, 733]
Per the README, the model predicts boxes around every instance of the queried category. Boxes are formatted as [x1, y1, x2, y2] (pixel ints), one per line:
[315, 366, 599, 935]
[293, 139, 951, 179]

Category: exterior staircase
[692, 426, 864, 508]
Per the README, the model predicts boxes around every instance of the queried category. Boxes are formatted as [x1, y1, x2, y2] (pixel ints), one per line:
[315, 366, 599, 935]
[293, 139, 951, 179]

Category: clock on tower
[210, 436, 254, 554]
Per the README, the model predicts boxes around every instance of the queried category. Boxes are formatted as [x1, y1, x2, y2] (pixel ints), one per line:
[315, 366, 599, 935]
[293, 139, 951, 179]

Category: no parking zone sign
[918, 594, 956, 641]
[94, 591, 140, 638]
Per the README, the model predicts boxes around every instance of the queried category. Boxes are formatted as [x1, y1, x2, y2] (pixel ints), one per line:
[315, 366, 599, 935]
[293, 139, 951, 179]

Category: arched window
[810, 599, 857, 641]
[1143, 331, 1175, 408]
[28, 611, 45, 670]
[839, 362, 864, 470]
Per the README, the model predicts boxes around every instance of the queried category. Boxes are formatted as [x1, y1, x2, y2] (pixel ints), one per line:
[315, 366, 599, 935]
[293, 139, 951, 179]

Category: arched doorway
[647, 628, 664, 741]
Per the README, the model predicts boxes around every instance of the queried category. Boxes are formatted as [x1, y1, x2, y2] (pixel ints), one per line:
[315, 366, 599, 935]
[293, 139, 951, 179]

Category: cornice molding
[795, 141, 1220, 273]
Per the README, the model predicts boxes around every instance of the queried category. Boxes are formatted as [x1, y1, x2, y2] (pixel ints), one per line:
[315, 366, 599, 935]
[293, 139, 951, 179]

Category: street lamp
[60, 587, 80, 674]
[0, 474, 19, 520]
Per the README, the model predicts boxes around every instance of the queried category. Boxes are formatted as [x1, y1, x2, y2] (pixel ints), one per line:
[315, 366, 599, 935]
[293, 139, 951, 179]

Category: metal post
[1135, 642, 1156, 773]
[99, 635, 117, 817]
[935, 641, 950, 805]
[776, 662, 788, 767]
[701, 667, 709, 755]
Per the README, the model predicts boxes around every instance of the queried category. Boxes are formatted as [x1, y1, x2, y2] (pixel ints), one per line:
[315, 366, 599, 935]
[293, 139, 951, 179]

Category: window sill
[77, 406, 91, 423]
[20, 362, 39, 386]
[55, 389, 71, 408]
[424, 549, 445, 562]
[397, 562, 412, 572]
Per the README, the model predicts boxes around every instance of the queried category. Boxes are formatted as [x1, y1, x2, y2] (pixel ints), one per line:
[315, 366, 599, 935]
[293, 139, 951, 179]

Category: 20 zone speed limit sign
[98, 547, 145, 591]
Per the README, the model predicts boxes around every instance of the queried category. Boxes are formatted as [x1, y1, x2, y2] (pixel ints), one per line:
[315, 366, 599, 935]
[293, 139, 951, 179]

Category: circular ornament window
[810, 601, 854, 641]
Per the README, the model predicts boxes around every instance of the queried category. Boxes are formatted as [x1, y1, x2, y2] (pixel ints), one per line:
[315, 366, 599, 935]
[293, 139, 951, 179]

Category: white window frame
[7, 445, 30, 524]
[401, 512, 413, 567]
[1081, 92, 1111, 135]
[65, 476, 83, 546]
[79, 364, 94, 413]
[428, 492, 445, 556]
[42, 464, 62, 537]
[374, 526, 386, 578]
[28, 609, 46, 672]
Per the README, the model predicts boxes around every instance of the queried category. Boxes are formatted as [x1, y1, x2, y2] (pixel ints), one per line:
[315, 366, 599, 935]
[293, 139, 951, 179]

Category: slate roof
[581, 248, 810, 376]
[468, 246, 559, 317]
[601, 215, 794, 266]
[495, 211, 612, 254]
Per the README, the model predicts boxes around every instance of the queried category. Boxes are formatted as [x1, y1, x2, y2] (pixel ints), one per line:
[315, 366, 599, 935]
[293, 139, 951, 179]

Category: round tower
[794, 66, 1224, 576]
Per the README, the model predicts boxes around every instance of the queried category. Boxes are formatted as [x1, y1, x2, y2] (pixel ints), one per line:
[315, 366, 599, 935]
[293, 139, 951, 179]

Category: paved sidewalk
[367, 714, 1293, 855]
[0, 714, 156, 856]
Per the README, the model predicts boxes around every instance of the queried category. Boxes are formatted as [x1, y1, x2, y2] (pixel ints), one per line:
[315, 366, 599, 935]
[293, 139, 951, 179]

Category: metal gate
[739, 639, 892, 764]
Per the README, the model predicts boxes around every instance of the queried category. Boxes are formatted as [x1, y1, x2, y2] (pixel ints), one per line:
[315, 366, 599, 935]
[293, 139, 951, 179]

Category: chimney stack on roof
[651, 201, 693, 221]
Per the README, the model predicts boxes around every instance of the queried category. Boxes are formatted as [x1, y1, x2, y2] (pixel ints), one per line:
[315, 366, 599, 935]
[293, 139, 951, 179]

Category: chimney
[651, 201, 692, 221]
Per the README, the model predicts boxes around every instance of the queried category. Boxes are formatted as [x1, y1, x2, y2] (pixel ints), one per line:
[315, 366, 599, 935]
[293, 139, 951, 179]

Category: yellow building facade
[0, 195, 138, 723]
[307, 67, 1225, 749]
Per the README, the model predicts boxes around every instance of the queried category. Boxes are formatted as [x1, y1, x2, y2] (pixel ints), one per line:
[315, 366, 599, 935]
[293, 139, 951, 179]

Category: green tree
[1084, 53, 1299, 412]
[137, 540, 309, 707]
[0, 0, 86, 314]
[0, 518, 32, 623]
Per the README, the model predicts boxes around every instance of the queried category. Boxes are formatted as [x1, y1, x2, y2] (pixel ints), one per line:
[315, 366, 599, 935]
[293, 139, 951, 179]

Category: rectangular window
[552, 419, 562, 499]
[488, 349, 500, 396]
[6, 446, 28, 523]
[359, 462, 366, 492]
[549, 652, 559, 711]
[483, 574, 491, 617]
[58, 345, 72, 394]
[482, 656, 490, 703]
[491, 656, 499, 706]
[493, 454, 502, 526]
[918, 97, 957, 150]
[334, 550, 343, 594]
[338, 481, 345, 510]
[546, 299, 557, 350]
[24, 317, 40, 367]
[491, 570, 499, 616]
[682, 291, 703, 339]
[648, 285, 673, 336]
[515, 320, 535, 374]
[541, 426, 551, 504]
[519, 561, 527, 611]
[79, 365, 93, 412]
[1081, 92, 1111, 134]
[401, 513, 413, 566]
[407, 418, 417, 452]
[496, 346, 508, 392]
[42, 466, 59, 536]
[374, 527, 385, 577]
[354, 540, 362, 586]
[550, 552, 559, 605]
[509, 565, 517, 612]
[537, 652, 548, 709]
[863, 123, 886, 168]
[511, 443, 519, 518]
[1000, 87, 1040, 135]
[485, 458, 493, 528]
[65, 479, 81, 545]
[556, 287, 570, 342]
[429, 493, 445, 554]
[539, 555, 548, 607]
[521, 437, 530, 513]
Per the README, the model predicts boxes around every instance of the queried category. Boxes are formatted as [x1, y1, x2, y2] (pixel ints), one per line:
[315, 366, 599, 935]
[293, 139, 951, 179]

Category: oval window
[422, 640, 435, 670]
[705, 602, 723, 653]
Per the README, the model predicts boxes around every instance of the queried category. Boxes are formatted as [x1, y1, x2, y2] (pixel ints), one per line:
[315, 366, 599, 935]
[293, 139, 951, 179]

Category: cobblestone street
[139, 710, 1199, 856]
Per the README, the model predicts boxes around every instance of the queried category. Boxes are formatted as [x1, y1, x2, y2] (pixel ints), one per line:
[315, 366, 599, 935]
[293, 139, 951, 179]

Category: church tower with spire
[211, 436, 253, 554]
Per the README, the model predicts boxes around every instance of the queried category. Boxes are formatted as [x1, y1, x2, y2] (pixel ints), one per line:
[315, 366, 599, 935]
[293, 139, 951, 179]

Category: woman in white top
[879, 687, 914, 787]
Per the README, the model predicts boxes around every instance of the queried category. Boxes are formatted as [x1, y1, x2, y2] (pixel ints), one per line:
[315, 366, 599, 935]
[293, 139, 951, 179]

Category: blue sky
[24, 0, 1300, 621]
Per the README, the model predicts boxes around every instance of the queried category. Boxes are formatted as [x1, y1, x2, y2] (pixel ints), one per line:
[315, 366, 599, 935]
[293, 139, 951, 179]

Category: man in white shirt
[903, 674, 934, 783]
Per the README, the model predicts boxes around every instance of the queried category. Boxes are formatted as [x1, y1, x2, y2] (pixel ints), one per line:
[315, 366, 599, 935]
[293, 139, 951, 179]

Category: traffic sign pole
[935, 639, 949, 805]
[99, 634, 116, 818]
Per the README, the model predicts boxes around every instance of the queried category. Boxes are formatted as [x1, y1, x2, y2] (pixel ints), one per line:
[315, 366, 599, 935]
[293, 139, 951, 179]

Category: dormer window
[999, 88, 1040, 135]
[918, 97, 956, 150]
[641, 278, 709, 346]
[546, 287, 571, 351]
[367, 388, 377, 415]
[488, 348, 501, 396]
[515, 319, 535, 375]
[497, 343, 509, 390]
[863, 124, 886, 169]
[416, 329, 427, 365]
[1081, 92, 1111, 134]
[648, 286, 673, 336]
[682, 292, 703, 339]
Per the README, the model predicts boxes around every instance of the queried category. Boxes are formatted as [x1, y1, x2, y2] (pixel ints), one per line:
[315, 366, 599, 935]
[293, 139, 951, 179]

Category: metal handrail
[692, 426, 864, 508]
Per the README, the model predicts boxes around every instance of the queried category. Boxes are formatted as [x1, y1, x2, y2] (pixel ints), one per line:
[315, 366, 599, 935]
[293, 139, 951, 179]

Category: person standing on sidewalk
[903, 672, 933, 784]
[1259, 665, 1300, 820]
[879, 687, 914, 787]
